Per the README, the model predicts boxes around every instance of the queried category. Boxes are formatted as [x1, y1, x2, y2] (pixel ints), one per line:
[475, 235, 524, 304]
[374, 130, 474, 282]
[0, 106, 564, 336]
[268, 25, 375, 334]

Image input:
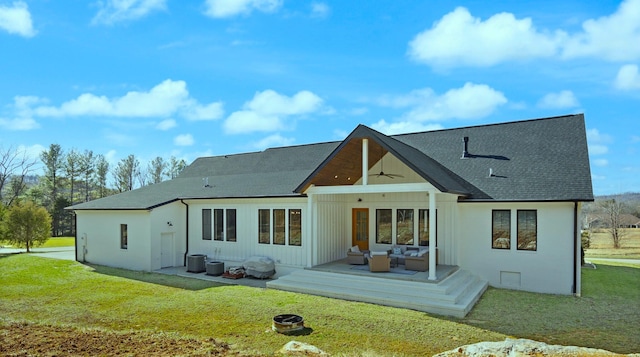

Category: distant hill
[597, 192, 640, 204]
[586, 192, 640, 217]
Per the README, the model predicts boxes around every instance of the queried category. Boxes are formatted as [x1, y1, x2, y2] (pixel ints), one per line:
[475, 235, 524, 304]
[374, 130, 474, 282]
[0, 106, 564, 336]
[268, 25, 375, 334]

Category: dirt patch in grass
[0, 321, 238, 356]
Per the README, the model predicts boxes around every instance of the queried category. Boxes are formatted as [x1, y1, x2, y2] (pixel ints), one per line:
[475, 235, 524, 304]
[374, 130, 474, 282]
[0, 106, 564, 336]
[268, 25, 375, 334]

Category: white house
[69, 114, 593, 301]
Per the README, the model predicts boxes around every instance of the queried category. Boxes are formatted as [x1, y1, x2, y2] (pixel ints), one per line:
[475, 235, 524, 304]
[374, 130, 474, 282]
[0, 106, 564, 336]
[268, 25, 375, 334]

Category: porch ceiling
[301, 138, 386, 190]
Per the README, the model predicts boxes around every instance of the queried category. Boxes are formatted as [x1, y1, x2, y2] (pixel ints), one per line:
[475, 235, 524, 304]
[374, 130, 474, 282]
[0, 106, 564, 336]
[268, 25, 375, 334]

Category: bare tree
[600, 199, 626, 249]
[0, 145, 37, 206]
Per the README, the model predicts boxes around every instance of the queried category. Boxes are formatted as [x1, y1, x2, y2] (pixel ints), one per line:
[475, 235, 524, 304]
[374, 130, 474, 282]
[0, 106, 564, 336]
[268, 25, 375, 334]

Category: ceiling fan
[369, 150, 404, 179]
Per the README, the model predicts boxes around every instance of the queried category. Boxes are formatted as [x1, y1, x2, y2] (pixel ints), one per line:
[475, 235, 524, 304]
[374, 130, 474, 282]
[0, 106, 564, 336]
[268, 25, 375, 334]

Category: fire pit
[272, 314, 304, 334]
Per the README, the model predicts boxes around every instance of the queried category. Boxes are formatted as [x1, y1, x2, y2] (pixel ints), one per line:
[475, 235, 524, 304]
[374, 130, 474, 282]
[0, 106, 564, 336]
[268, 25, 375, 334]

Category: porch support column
[362, 138, 368, 186]
[428, 190, 437, 280]
[306, 189, 316, 268]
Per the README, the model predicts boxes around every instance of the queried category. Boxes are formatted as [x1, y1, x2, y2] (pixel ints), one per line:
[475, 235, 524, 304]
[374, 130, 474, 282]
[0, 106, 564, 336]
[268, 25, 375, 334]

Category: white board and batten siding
[185, 197, 308, 269]
[458, 202, 579, 295]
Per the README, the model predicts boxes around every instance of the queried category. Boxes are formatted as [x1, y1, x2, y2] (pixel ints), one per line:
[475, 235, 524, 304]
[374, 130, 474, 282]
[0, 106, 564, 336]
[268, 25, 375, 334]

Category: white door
[160, 233, 174, 268]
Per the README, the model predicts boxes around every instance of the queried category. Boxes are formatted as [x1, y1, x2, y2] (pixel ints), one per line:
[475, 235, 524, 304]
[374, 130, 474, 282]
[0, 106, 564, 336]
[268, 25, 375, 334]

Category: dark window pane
[273, 209, 285, 245]
[202, 209, 211, 240]
[120, 224, 128, 249]
[517, 210, 537, 251]
[226, 209, 236, 242]
[214, 209, 223, 241]
[418, 209, 437, 246]
[258, 209, 270, 244]
[396, 209, 414, 245]
[376, 209, 392, 244]
[492, 210, 511, 249]
[289, 209, 302, 246]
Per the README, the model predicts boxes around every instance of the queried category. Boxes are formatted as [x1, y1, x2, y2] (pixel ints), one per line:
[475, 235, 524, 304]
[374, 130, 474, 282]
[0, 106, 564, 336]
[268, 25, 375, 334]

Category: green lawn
[1, 237, 75, 249]
[0, 255, 638, 355]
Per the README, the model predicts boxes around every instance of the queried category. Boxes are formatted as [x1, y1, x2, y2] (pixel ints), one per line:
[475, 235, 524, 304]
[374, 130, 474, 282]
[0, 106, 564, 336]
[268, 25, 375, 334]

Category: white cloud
[614, 64, 640, 90]
[408, 7, 561, 68]
[311, 2, 330, 18]
[92, 0, 167, 25]
[156, 118, 177, 130]
[593, 159, 609, 167]
[182, 101, 225, 121]
[0, 116, 39, 130]
[203, 0, 282, 18]
[252, 133, 295, 150]
[537, 90, 580, 109]
[104, 130, 136, 146]
[587, 128, 613, 144]
[378, 83, 507, 122]
[0, 96, 44, 131]
[223, 89, 323, 134]
[587, 128, 611, 159]
[561, 0, 640, 61]
[32, 79, 224, 120]
[371, 120, 443, 135]
[17, 144, 46, 163]
[0, 1, 36, 37]
[174, 134, 194, 146]
[589, 145, 609, 155]
[408, 0, 640, 68]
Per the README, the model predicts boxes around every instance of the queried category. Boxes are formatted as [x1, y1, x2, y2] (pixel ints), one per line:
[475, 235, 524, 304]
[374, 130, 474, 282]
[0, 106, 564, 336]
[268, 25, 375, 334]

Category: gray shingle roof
[68, 114, 593, 210]
[395, 114, 593, 201]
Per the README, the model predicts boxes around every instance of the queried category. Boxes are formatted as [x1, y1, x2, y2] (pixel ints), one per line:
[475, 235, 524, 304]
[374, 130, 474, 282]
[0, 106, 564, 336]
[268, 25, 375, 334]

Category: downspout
[573, 201, 578, 296]
[181, 199, 190, 266]
[73, 212, 78, 262]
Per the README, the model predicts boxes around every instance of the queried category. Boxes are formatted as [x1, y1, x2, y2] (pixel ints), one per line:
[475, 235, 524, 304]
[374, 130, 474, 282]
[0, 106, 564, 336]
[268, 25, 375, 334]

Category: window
[258, 208, 302, 246]
[214, 209, 224, 241]
[258, 209, 270, 244]
[273, 209, 286, 245]
[289, 209, 302, 246]
[396, 209, 414, 245]
[418, 209, 437, 246]
[120, 224, 128, 249]
[226, 209, 236, 242]
[517, 210, 537, 251]
[376, 209, 392, 244]
[492, 210, 511, 249]
[202, 209, 212, 240]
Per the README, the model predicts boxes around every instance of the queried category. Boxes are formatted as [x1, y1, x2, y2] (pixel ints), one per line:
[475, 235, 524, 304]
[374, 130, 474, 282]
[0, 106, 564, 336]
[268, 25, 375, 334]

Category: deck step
[267, 268, 487, 318]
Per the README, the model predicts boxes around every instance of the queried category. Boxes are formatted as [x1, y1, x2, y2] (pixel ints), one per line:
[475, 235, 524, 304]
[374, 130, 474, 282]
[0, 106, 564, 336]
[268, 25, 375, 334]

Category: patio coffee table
[389, 256, 399, 268]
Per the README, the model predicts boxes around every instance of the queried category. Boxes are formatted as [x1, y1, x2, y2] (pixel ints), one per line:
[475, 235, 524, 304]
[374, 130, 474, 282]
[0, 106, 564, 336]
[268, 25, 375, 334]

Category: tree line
[0, 144, 187, 237]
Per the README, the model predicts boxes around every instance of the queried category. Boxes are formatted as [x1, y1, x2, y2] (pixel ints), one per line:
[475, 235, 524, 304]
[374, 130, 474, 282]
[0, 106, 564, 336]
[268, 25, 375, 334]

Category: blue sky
[1, 0, 639, 196]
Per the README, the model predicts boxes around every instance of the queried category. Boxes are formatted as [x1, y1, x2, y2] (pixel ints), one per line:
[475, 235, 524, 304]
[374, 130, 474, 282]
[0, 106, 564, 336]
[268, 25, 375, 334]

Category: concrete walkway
[586, 258, 640, 265]
[0, 246, 76, 261]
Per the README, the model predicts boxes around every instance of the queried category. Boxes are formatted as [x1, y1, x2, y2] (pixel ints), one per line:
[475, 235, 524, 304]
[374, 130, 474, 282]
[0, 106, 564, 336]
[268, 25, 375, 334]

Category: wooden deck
[158, 259, 488, 317]
[267, 259, 488, 318]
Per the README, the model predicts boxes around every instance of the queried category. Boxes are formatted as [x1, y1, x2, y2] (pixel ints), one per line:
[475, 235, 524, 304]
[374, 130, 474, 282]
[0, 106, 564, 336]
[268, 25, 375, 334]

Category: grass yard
[585, 228, 640, 259]
[0, 236, 75, 249]
[1, 254, 638, 355]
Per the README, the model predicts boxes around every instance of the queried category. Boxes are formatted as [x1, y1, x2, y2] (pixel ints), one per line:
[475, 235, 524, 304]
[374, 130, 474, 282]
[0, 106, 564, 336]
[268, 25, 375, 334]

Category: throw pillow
[392, 247, 402, 255]
[350, 245, 360, 253]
